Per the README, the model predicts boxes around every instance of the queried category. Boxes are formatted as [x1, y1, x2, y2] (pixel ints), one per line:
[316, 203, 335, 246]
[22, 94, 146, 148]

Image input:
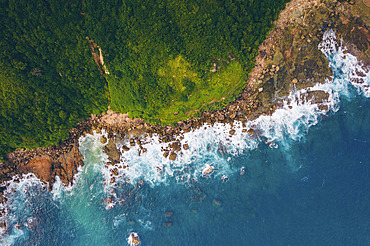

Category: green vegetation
[84, 0, 289, 125]
[0, 0, 109, 160]
[0, 0, 288, 160]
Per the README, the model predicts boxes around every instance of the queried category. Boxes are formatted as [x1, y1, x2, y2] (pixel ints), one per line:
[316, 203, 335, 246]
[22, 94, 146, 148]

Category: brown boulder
[122, 145, 130, 151]
[100, 136, 107, 144]
[169, 152, 177, 161]
[163, 151, 169, 158]
[103, 140, 120, 162]
[171, 142, 181, 151]
[129, 139, 135, 146]
[229, 111, 237, 119]
[247, 129, 254, 135]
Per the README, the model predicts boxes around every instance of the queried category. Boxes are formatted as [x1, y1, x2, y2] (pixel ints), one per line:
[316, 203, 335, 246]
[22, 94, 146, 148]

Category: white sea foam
[76, 30, 369, 194]
[318, 29, 370, 97]
[48, 130, 110, 201]
[0, 173, 46, 245]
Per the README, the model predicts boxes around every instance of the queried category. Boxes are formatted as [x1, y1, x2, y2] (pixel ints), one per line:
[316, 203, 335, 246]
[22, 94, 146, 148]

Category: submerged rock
[213, 199, 222, 206]
[165, 211, 173, 217]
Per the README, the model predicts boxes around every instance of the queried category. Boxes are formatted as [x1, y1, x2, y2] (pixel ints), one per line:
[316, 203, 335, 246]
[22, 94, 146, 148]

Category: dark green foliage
[83, 0, 289, 124]
[0, 0, 288, 158]
[0, 0, 109, 159]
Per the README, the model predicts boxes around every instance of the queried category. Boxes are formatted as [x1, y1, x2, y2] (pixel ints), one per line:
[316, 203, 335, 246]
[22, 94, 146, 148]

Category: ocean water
[0, 30, 369, 246]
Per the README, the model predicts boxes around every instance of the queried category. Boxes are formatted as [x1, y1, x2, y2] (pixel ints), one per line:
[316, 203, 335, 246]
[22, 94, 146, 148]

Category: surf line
[84, 30, 369, 190]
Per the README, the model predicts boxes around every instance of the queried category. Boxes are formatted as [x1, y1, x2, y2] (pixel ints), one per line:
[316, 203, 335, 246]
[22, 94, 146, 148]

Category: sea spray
[97, 30, 369, 190]
[0, 29, 368, 245]
[0, 174, 47, 245]
[318, 29, 370, 98]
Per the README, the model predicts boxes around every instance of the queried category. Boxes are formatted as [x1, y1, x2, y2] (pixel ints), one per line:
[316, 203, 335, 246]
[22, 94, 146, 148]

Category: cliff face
[0, 140, 83, 189]
[17, 143, 84, 186]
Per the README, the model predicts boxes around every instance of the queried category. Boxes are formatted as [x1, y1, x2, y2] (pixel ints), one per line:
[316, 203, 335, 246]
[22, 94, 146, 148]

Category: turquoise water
[1, 30, 369, 246]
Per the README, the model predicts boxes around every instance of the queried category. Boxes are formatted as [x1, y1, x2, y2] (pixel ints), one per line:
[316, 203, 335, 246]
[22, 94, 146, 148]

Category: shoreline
[0, 0, 369, 202]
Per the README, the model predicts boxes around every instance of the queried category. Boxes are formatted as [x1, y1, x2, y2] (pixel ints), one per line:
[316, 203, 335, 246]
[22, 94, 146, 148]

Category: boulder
[103, 141, 120, 162]
[171, 142, 181, 151]
[163, 151, 169, 158]
[169, 152, 177, 161]
[129, 139, 135, 146]
[122, 145, 130, 151]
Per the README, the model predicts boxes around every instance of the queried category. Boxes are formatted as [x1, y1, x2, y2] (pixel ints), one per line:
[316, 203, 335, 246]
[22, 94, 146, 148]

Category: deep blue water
[0, 31, 369, 246]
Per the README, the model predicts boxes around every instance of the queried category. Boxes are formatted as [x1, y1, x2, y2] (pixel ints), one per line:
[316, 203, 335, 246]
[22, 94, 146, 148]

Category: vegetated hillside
[0, 0, 109, 160]
[0, 0, 288, 160]
[83, 0, 289, 125]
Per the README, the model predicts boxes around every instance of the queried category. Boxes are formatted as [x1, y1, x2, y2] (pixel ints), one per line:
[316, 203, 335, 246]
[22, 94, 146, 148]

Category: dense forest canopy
[0, 0, 109, 160]
[0, 0, 288, 160]
[84, 0, 289, 124]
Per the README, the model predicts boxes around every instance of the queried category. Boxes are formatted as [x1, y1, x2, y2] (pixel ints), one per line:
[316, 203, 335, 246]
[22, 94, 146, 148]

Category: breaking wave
[0, 29, 369, 244]
[90, 30, 369, 189]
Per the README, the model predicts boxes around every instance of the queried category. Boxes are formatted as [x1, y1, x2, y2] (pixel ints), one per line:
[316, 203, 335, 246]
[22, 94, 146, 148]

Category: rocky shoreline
[0, 0, 369, 207]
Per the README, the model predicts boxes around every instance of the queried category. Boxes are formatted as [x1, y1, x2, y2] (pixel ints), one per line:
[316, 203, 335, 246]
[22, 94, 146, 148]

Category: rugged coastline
[0, 0, 369, 208]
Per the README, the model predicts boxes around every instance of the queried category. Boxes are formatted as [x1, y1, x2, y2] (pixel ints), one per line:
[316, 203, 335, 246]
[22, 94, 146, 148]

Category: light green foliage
[0, 0, 288, 159]
[84, 0, 289, 125]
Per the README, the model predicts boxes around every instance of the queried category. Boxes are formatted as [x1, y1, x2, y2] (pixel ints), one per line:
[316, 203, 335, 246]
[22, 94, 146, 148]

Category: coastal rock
[17, 142, 84, 185]
[100, 136, 107, 144]
[122, 145, 130, 151]
[247, 129, 254, 135]
[170, 142, 181, 152]
[163, 151, 169, 158]
[129, 139, 135, 146]
[302, 90, 330, 104]
[54, 144, 84, 185]
[183, 144, 189, 150]
[169, 152, 177, 161]
[18, 155, 53, 183]
[103, 140, 120, 163]
[217, 113, 225, 121]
